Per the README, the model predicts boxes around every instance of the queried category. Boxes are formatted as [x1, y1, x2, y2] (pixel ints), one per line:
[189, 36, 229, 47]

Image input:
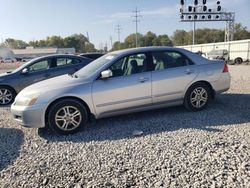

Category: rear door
[151, 50, 198, 104]
[51, 57, 88, 76]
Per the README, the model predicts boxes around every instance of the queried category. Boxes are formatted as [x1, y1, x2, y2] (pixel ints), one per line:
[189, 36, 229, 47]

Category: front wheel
[47, 99, 88, 134]
[184, 83, 211, 111]
[0, 86, 16, 106]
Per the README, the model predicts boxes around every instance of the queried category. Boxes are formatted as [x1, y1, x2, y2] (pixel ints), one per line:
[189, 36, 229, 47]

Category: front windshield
[11, 58, 37, 73]
[75, 53, 117, 78]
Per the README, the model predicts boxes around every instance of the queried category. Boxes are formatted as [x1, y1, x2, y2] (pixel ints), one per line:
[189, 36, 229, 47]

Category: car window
[152, 51, 193, 71]
[28, 60, 50, 72]
[56, 58, 80, 67]
[109, 53, 147, 77]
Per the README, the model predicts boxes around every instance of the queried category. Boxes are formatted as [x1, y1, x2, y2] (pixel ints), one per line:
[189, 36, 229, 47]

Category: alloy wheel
[55, 106, 82, 131]
[0, 88, 13, 105]
[190, 87, 208, 108]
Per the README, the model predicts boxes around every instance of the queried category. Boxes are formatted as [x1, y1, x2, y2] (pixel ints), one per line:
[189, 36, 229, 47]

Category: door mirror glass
[22, 68, 29, 74]
[101, 70, 113, 79]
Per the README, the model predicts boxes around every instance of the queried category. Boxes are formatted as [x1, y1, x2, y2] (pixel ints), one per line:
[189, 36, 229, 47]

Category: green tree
[172, 30, 191, 46]
[234, 23, 250, 40]
[143, 31, 157, 46]
[195, 28, 224, 44]
[4, 38, 28, 49]
[124, 33, 144, 48]
[46, 36, 64, 47]
[153, 35, 173, 46]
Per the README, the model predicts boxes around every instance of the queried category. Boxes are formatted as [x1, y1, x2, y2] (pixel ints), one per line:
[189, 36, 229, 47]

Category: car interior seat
[124, 59, 139, 75]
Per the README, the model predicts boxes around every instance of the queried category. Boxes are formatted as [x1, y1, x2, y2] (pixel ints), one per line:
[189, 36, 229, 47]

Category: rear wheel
[234, 57, 243, 65]
[184, 83, 211, 111]
[47, 99, 88, 134]
[0, 86, 16, 106]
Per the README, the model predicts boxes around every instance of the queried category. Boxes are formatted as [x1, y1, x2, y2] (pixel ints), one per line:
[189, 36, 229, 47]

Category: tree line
[0, 34, 96, 53]
[1, 23, 249, 52]
[112, 23, 250, 51]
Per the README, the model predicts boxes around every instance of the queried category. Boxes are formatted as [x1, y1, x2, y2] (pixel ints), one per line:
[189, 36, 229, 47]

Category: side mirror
[101, 70, 112, 79]
[22, 68, 29, 74]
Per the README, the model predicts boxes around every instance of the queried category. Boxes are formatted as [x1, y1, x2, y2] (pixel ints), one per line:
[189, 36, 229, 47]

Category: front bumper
[11, 103, 47, 128]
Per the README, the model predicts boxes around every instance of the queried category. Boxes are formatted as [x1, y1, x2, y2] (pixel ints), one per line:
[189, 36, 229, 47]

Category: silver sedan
[11, 47, 231, 134]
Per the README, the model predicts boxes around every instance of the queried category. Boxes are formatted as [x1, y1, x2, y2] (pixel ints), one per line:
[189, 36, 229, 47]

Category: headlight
[14, 93, 40, 106]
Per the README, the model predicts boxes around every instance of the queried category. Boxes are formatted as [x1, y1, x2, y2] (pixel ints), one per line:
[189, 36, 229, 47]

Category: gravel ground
[0, 66, 250, 187]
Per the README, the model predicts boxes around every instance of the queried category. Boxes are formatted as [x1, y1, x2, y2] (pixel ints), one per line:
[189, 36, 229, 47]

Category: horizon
[1, 0, 249, 49]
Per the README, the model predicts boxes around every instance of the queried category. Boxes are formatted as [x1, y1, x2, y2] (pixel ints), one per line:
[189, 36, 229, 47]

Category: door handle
[138, 77, 149, 83]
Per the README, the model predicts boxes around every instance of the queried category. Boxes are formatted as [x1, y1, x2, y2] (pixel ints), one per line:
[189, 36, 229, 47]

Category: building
[0, 46, 76, 59]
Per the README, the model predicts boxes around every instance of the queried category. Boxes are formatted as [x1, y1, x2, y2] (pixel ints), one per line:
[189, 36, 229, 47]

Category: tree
[234, 23, 250, 40]
[3, 38, 28, 49]
[143, 31, 157, 46]
[123, 33, 144, 48]
[46, 36, 64, 47]
[195, 28, 224, 44]
[153, 35, 173, 46]
[172, 30, 190, 46]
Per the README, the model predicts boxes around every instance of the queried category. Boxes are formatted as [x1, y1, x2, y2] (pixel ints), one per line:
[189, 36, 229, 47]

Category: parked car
[0, 54, 92, 105]
[11, 47, 231, 134]
[207, 49, 229, 62]
[79, 52, 105, 60]
[3, 58, 17, 63]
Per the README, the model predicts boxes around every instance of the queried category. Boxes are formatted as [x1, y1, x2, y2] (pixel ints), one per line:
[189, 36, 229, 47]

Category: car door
[151, 50, 198, 104]
[19, 58, 53, 90]
[92, 53, 152, 117]
[52, 57, 88, 76]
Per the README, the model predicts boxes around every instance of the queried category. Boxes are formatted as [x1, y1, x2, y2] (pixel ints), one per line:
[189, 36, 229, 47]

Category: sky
[0, 0, 250, 49]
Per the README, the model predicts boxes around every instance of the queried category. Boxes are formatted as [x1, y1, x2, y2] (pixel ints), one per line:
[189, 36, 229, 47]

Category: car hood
[0, 72, 13, 81]
[19, 74, 90, 96]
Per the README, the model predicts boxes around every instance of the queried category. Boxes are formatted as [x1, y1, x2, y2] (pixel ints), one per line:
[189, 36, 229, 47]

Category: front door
[19, 58, 53, 90]
[92, 53, 152, 117]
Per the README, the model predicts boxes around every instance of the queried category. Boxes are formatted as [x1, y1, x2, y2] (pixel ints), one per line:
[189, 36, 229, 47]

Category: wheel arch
[0, 84, 17, 95]
[45, 96, 92, 126]
[185, 80, 215, 99]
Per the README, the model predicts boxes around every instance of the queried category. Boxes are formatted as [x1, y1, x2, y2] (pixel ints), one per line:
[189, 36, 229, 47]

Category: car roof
[30, 54, 91, 62]
[107, 46, 209, 65]
[109, 46, 190, 56]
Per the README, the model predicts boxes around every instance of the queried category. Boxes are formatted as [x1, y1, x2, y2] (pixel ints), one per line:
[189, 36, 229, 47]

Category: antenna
[132, 7, 142, 47]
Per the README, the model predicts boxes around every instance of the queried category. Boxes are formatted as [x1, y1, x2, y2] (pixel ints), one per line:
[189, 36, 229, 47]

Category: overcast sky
[1, 0, 249, 49]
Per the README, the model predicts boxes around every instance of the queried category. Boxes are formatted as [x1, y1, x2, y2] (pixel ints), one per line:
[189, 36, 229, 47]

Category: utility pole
[116, 24, 121, 43]
[110, 36, 113, 49]
[86, 32, 90, 42]
[132, 7, 142, 47]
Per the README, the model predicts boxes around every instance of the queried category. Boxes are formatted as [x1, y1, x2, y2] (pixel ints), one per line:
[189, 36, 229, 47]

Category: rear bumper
[212, 73, 231, 94]
[11, 103, 46, 128]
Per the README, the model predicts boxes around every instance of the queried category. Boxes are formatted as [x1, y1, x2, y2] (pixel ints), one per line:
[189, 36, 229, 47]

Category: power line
[132, 7, 142, 47]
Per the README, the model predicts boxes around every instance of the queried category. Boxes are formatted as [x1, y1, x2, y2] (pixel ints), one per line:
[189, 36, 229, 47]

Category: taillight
[223, 63, 229, 73]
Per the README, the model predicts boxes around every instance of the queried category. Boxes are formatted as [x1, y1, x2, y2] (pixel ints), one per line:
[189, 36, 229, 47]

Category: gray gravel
[0, 66, 250, 187]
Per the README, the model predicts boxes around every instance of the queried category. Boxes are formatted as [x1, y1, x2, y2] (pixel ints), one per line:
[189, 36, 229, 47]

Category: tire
[234, 57, 243, 65]
[227, 60, 235, 65]
[47, 99, 88, 134]
[0, 86, 16, 106]
[184, 83, 211, 111]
